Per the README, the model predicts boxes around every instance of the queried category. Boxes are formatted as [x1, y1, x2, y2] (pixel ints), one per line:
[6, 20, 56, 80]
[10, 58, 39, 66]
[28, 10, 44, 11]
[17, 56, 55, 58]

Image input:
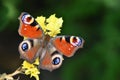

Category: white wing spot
[24, 28, 27, 30]
[68, 48, 71, 50]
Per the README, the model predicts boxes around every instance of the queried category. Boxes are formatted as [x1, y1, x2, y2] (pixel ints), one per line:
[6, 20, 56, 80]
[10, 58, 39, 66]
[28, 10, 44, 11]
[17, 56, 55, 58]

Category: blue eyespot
[21, 12, 32, 24]
[21, 43, 28, 51]
[52, 57, 61, 65]
[77, 38, 82, 46]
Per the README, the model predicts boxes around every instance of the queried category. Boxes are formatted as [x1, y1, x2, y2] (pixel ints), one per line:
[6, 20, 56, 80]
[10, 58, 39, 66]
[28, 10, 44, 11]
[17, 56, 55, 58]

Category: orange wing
[40, 43, 63, 71]
[40, 51, 63, 71]
[51, 36, 84, 57]
[19, 39, 42, 63]
[18, 12, 43, 39]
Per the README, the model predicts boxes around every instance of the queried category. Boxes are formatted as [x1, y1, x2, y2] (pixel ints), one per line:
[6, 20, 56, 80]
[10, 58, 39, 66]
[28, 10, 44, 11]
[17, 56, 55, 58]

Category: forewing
[51, 36, 84, 57]
[18, 12, 44, 39]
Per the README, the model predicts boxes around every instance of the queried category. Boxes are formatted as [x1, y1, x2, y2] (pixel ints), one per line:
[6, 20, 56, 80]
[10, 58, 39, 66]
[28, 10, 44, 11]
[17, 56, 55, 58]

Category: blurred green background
[0, 0, 120, 80]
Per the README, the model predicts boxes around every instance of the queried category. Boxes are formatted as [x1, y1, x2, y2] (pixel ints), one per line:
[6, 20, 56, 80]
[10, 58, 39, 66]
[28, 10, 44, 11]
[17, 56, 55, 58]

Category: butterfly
[18, 12, 84, 71]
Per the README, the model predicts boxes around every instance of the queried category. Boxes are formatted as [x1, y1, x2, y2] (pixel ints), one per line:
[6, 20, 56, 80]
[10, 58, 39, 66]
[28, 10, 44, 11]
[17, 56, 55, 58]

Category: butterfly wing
[18, 39, 42, 63]
[18, 12, 44, 39]
[51, 36, 84, 57]
[39, 42, 63, 71]
[39, 36, 84, 71]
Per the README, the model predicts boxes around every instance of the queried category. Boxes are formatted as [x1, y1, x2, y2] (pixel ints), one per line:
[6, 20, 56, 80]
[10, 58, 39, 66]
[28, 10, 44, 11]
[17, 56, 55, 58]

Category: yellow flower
[22, 58, 40, 80]
[23, 37, 27, 40]
[36, 14, 63, 37]
[35, 16, 46, 32]
[24, 68, 40, 80]
[33, 58, 39, 65]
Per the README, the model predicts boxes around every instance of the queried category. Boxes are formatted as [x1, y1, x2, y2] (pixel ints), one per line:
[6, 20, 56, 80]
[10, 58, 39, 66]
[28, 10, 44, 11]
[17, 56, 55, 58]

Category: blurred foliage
[0, 0, 120, 80]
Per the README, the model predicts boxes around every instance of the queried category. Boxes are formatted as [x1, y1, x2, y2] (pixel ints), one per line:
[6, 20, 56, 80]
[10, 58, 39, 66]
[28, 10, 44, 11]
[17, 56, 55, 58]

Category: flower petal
[35, 14, 63, 37]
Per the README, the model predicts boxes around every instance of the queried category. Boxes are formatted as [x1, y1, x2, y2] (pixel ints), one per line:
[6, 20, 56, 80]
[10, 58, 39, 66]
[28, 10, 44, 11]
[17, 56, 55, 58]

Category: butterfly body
[18, 12, 84, 71]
